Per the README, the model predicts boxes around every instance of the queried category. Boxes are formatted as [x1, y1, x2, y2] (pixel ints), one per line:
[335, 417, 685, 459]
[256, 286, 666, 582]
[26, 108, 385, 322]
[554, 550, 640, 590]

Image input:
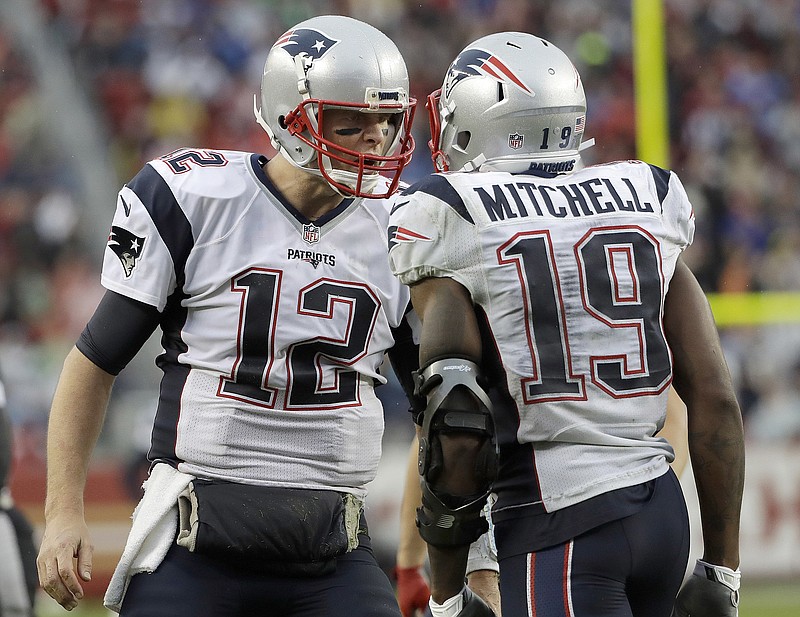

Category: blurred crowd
[1, 0, 800, 457]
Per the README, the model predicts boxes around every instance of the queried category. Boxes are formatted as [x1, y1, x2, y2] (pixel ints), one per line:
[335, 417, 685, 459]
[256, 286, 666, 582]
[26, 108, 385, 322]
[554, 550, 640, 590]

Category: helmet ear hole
[278, 115, 287, 129]
[456, 130, 471, 150]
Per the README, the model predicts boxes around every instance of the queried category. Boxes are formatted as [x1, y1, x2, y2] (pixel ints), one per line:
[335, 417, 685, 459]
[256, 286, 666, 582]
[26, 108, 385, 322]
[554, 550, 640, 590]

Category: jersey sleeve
[388, 193, 444, 285]
[100, 164, 182, 311]
[387, 308, 425, 421]
[388, 176, 480, 288]
[654, 165, 695, 251]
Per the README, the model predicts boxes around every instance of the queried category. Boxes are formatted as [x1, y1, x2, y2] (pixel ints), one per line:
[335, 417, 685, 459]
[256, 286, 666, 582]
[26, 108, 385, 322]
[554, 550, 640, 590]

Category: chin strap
[458, 153, 487, 172]
[253, 95, 381, 197]
[254, 95, 280, 152]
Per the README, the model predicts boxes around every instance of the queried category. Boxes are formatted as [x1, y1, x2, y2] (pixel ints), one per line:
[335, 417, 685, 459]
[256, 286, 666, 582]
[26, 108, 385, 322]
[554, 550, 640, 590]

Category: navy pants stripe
[500, 470, 689, 617]
[119, 534, 401, 617]
[526, 542, 575, 616]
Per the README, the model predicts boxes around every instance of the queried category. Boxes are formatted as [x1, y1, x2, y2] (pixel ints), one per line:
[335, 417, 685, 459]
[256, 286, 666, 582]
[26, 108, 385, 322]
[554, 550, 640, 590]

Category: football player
[388, 32, 744, 617]
[37, 15, 422, 617]
[0, 371, 38, 617]
[394, 388, 688, 617]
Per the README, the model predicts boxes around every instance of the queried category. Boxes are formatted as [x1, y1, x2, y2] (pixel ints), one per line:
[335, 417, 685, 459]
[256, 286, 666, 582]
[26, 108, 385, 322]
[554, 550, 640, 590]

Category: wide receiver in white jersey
[37, 15, 422, 617]
[388, 33, 744, 617]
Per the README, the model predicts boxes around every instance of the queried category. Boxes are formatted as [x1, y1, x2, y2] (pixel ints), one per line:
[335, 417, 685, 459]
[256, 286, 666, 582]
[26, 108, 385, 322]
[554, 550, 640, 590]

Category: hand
[672, 560, 740, 617]
[428, 586, 496, 617]
[467, 570, 501, 616]
[458, 586, 496, 617]
[396, 566, 431, 617]
[36, 513, 94, 611]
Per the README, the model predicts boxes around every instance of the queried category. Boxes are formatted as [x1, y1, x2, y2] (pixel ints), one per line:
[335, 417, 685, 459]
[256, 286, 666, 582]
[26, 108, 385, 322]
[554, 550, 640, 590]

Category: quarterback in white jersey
[104, 148, 410, 494]
[391, 32, 744, 617]
[38, 16, 420, 617]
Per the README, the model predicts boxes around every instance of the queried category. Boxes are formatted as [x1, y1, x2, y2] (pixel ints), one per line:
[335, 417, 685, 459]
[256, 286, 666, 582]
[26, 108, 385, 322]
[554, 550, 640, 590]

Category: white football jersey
[389, 161, 694, 513]
[102, 148, 410, 497]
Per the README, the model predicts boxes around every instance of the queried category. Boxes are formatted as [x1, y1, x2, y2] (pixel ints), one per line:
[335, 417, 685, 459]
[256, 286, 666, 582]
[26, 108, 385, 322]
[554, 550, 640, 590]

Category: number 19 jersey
[389, 161, 694, 516]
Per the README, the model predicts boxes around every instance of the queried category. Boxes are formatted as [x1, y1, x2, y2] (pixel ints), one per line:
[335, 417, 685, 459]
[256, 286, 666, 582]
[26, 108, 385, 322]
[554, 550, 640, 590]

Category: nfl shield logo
[302, 223, 320, 245]
[508, 133, 524, 150]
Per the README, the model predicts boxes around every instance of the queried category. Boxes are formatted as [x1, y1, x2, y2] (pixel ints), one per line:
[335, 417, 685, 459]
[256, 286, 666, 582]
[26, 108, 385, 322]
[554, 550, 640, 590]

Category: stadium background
[1, 0, 799, 614]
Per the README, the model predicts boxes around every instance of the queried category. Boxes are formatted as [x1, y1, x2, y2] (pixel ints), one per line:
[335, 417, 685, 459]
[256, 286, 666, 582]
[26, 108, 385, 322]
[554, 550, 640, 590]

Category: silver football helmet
[255, 15, 416, 198]
[428, 32, 590, 173]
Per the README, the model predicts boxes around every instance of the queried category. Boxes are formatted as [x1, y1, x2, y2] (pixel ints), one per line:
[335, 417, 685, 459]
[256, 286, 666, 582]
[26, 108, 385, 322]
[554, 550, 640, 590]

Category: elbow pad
[414, 358, 498, 548]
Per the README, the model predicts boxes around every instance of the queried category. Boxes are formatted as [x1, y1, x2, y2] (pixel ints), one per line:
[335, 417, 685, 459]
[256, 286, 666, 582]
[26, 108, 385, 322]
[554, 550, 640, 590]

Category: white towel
[104, 463, 193, 613]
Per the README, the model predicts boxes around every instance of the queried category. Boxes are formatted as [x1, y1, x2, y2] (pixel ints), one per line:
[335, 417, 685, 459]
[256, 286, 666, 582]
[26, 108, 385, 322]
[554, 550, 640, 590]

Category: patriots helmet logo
[108, 226, 145, 278]
[273, 28, 339, 61]
[443, 48, 532, 99]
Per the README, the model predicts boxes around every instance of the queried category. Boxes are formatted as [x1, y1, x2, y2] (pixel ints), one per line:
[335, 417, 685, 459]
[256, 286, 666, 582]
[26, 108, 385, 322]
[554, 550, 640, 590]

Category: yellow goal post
[632, 0, 800, 327]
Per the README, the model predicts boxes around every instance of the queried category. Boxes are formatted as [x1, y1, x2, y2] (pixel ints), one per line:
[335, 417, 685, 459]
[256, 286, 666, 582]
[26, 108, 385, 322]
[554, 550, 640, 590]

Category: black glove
[672, 559, 741, 617]
[428, 586, 496, 617]
[458, 586, 495, 617]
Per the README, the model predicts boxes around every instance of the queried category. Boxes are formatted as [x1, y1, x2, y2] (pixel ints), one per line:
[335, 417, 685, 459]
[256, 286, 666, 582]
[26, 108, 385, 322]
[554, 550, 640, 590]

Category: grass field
[737, 580, 800, 617]
[34, 580, 800, 616]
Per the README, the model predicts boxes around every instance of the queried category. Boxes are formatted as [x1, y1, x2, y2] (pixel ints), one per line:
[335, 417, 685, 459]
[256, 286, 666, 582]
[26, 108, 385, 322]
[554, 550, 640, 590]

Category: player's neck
[263, 156, 344, 220]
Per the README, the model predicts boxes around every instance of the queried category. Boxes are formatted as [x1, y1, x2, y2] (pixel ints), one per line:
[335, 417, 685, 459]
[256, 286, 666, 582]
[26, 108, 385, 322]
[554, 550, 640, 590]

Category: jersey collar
[249, 154, 355, 226]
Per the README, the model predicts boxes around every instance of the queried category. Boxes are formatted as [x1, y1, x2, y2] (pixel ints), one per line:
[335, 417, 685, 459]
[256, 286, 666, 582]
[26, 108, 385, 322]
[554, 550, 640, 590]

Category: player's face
[321, 109, 396, 170]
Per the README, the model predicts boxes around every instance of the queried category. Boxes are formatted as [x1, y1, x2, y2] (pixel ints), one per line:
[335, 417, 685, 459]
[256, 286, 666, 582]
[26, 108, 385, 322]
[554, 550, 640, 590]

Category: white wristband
[695, 559, 741, 592]
[429, 587, 465, 617]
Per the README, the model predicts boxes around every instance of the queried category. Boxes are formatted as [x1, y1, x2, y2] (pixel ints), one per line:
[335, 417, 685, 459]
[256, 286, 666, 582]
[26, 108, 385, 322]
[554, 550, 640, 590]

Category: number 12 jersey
[102, 148, 411, 498]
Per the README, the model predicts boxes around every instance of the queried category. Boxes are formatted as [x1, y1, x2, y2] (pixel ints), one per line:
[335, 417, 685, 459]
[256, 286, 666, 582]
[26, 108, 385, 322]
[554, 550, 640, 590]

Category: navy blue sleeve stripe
[405, 174, 474, 224]
[647, 164, 671, 210]
[150, 290, 190, 466]
[126, 164, 193, 466]
[127, 165, 194, 285]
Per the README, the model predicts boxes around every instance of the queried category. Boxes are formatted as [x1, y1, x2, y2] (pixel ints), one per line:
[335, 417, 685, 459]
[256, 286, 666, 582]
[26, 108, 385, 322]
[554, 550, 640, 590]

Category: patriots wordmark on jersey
[389, 160, 694, 521]
[103, 148, 411, 497]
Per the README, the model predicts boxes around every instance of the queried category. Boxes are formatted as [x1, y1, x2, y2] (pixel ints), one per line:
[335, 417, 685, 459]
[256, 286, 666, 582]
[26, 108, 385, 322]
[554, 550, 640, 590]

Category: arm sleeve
[388, 310, 426, 422]
[76, 290, 161, 375]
